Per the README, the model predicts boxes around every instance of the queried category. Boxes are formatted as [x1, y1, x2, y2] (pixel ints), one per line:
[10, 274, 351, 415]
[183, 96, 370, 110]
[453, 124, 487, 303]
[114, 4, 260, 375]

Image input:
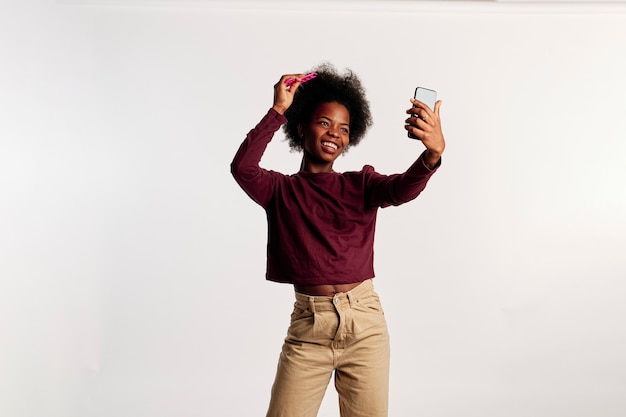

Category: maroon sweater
[231, 108, 440, 285]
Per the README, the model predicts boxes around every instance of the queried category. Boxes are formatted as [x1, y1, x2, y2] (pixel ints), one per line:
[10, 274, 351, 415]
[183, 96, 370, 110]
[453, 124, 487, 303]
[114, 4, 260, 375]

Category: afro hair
[283, 63, 373, 152]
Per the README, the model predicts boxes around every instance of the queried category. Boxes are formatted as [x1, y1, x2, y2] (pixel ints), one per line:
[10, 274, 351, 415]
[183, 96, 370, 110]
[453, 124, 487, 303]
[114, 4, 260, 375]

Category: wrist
[272, 104, 287, 115]
[423, 150, 442, 169]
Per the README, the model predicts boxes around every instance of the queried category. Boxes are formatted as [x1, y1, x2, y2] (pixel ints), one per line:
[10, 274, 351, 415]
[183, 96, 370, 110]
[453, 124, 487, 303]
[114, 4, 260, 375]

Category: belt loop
[346, 292, 353, 307]
[308, 296, 316, 313]
[347, 279, 371, 306]
[347, 288, 358, 307]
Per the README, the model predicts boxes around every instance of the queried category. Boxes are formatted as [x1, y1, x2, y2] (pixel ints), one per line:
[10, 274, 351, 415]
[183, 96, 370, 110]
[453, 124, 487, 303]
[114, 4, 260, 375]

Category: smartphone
[408, 87, 437, 139]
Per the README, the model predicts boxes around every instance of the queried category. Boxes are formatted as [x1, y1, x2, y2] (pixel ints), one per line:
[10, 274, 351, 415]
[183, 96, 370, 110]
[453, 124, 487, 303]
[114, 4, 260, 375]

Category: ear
[297, 124, 303, 139]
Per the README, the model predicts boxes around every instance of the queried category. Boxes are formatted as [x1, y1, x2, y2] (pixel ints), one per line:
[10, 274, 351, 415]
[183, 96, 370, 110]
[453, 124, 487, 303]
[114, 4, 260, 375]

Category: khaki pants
[266, 279, 390, 417]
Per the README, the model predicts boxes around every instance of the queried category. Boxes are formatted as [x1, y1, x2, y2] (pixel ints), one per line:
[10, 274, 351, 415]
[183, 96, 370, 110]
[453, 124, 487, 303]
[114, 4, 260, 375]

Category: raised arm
[230, 73, 305, 207]
[365, 99, 445, 208]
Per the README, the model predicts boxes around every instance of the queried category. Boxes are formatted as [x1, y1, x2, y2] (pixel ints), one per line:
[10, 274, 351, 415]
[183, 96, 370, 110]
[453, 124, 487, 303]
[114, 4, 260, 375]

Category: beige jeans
[266, 279, 390, 417]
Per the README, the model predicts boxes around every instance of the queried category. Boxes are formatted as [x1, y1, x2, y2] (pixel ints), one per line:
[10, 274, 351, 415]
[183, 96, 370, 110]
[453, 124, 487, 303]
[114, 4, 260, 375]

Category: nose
[327, 127, 339, 138]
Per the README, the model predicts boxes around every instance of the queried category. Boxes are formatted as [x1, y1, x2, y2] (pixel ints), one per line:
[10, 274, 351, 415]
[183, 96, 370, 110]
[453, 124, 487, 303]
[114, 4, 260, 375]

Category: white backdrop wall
[1, 1, 625, 416]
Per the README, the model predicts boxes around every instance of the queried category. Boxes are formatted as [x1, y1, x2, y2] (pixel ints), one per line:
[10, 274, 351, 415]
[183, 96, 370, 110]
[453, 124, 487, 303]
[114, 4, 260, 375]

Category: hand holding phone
[408, 87, 437, 139]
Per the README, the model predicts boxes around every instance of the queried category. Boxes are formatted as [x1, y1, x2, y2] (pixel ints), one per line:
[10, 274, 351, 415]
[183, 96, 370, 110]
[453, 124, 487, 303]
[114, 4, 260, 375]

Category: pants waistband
[294, 279, 375, 311]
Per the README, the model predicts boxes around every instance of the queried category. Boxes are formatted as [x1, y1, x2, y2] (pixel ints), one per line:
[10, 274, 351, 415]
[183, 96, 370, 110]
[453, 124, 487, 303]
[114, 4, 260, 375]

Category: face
[298, 101, 351, 172]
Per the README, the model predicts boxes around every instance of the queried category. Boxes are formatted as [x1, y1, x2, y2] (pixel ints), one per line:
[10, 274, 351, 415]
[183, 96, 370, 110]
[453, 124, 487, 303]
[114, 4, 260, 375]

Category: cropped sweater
[231, 108, 440, 285]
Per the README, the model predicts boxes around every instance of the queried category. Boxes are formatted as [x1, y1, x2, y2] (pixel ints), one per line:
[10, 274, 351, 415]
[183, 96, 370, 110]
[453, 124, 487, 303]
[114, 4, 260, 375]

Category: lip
[321, 140, 340, 154]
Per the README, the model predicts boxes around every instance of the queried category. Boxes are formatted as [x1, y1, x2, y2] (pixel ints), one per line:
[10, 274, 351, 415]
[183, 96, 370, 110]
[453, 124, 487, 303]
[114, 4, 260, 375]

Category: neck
[299, 156, 334, 173]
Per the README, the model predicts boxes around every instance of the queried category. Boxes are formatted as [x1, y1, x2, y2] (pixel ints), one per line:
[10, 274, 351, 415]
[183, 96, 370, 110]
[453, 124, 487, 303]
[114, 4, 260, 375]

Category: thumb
[434, 100, 443, 115]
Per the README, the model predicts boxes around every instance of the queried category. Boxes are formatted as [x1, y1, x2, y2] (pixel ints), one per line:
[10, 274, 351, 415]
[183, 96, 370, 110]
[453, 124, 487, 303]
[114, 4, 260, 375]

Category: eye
[319, 121, 329, 127]
[341, 127, 349, 134]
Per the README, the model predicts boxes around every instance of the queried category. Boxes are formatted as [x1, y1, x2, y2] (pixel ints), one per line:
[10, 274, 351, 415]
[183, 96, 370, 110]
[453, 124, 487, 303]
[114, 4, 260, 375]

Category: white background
[1, 1, 625, 416]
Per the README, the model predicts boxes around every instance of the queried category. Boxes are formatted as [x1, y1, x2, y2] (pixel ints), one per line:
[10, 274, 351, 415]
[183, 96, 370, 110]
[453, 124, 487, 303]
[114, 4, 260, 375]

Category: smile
[321, 141, 338, 150]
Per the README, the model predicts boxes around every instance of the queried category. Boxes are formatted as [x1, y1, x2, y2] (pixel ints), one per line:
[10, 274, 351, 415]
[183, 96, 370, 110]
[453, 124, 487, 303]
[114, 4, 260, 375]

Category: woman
[231, 63, 445, 417]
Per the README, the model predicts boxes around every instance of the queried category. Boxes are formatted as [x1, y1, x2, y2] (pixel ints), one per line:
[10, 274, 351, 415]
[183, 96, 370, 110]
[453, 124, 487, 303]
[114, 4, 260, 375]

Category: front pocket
[290, 304, 313, 322]
[355, 294, 385, 315]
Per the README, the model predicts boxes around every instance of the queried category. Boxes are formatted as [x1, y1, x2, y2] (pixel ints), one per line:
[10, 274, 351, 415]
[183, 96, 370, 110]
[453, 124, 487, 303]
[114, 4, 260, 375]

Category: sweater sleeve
[231, 108, 287, 208]
[365, 151, 441, 208]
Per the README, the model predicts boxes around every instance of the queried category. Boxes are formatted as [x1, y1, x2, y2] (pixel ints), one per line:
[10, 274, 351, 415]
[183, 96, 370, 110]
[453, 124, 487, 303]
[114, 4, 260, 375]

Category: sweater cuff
[418, 150, 442, 172]
[268, 107, 288, 124]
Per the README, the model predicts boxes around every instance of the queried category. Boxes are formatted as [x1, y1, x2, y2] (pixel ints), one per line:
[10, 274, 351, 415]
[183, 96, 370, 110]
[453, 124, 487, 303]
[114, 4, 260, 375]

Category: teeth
[322, 141, 338, 150]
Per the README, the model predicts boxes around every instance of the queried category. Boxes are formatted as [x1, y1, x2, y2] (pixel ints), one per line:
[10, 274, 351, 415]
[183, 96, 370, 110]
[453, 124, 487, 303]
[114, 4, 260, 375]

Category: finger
[411, 97, 436, 111]
[279, 73, 303, 82]
[405, 124, 425, 140]
[285, 81, 300, 93]
[434, 99, 442, 115]
[405, 116, 420, 127]
[406, 103, 425, 116]
[275, 74, 299, 90]
[405, 116, 429, 131]
[283, 73, 306, 87]
[419, 103, 440, 125]
[406, 108, 431, 125]
[410, 98, 428, 109]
